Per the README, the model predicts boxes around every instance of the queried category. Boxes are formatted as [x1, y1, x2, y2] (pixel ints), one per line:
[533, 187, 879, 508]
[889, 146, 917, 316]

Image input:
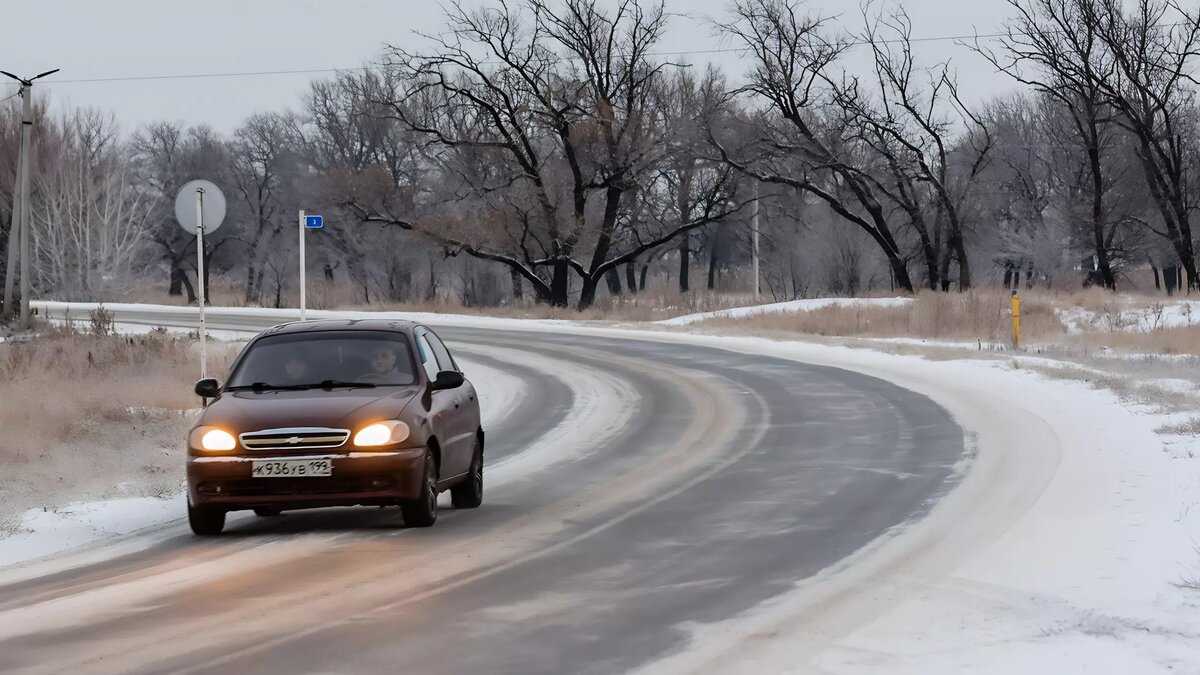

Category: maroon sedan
[186, 319, 483, 535]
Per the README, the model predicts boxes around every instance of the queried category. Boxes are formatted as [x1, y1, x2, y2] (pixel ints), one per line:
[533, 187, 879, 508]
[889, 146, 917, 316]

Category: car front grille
[238, 427, 350, 451]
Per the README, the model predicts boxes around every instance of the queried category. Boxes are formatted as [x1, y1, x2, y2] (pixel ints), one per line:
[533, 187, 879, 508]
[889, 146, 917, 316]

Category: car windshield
[227, 331, 417, 388]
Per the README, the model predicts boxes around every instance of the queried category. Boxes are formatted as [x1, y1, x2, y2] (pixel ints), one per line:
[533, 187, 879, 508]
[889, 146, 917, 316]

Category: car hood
[198, 386, 422, 433]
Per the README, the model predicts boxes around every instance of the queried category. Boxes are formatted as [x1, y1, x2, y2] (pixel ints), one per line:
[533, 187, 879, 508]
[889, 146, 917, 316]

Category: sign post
[195, 189, 207, 378]
[299, 213, 322, 321]
[299, 210, 306, 321]
[174, 180, 226, 380]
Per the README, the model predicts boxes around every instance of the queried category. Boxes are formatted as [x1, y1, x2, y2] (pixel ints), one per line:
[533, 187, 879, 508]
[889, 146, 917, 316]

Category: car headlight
[354, 421, 410, 447]
[190, 426, 237, 452]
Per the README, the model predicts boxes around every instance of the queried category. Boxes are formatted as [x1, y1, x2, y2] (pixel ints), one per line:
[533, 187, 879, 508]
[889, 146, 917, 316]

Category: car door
[424, 328, 476, 479]
[415, 330, 458, 479]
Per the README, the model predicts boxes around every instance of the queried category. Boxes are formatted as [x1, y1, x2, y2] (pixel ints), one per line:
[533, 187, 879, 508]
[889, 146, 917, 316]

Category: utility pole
[1, 68, 59, 328]
[1, 111, 24, 321]
[751, 180, 760, 302]
[298, 209, 306, 321]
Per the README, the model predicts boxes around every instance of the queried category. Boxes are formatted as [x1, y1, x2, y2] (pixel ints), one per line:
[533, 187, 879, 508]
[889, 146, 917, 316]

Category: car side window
[425, 330, 458, 373]
[414, 333, 440, 381]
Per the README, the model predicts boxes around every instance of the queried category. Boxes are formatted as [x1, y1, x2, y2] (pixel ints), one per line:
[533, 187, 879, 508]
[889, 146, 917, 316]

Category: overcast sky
[3, 0, 1020, 135]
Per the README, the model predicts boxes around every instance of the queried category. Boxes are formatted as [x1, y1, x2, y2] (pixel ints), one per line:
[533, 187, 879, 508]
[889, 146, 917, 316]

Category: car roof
[257, 318, 421, 338]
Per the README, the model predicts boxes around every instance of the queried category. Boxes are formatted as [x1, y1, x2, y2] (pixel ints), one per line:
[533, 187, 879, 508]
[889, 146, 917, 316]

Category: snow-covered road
[2, 301, 1196, 674]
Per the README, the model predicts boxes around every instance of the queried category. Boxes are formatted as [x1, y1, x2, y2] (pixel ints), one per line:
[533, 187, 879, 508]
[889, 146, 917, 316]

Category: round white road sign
[174, 180, 227, 234]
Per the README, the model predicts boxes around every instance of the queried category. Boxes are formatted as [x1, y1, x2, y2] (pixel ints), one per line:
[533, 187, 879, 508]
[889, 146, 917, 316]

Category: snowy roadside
[656, 296, 912, 326]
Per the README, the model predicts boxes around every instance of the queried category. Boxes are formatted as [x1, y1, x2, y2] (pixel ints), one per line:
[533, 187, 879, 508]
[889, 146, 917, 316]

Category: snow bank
[656, 297, 913, 326]
[0, 495, 186, 569]
[1059, 301, 1200, 334]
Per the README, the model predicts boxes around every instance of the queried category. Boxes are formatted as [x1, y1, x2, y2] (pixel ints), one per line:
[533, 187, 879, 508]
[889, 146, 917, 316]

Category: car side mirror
[195, 378, 221, 399]
[430, 370, 465, 391]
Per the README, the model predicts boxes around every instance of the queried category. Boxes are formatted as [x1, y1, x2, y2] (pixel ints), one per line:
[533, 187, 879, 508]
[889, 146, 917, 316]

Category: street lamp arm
[32, 68, 60, 81]
[0, 71, 25, 84]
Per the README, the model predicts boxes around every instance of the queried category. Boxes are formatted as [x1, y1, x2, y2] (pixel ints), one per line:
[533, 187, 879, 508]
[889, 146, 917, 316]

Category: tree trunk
[707, 234, 719, 291]
[1085, 139, 1116, 290]
[510, 267, 523, 301]
[678, 232, 690, 294]
[1151, 261, 1161, 291]
[1003, 261, 1014, 289]
[640, 264, 649, 291]
[605, 268, 622, 296]
[180, 271, 197, 304]
[244, 260, 258, 303]
[952, 230, 970, 291]
[938, 241, 953, 292]
[578, 274, 600, 310]
[625, 260, 637, 295]
[550, 260, 570, 307]
[1165, 265, 1178, 296]
[169, 264, 185, 296]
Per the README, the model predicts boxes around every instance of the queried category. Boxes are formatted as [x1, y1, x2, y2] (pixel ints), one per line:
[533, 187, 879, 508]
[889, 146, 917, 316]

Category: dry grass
[1155, 418, 1200, 436]
[0, 321, 238, 519]
[1067, 326, 1200, 356]
[695, 290, 1065, 343]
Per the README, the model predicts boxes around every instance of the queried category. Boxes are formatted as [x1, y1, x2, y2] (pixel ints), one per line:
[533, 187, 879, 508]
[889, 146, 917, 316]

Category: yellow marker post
[1011, 290, 1021, 349]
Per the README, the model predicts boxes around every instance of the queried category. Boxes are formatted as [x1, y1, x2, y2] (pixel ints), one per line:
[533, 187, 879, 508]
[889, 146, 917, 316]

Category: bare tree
[714, 0, 916, 292]
[1089, 0, 1199, 289]
[229, 111, 302, 303]
[350, 0, 742, 308]
[32, 109, 153, 297]
[839, 4, 993, 290]
[976, 0, 1134, 289]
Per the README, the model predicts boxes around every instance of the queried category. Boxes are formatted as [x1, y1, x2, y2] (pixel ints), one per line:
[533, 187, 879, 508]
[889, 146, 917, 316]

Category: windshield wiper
[226, 381, 311, 392]
[309, 379, 377, 389]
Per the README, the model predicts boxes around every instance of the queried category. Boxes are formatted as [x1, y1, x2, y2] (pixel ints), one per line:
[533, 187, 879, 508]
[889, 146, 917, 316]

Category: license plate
[251, 459, 332, 478]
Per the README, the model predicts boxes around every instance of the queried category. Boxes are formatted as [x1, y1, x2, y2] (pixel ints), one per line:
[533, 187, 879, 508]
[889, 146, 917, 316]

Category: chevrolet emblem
[288, 437, 301, 445]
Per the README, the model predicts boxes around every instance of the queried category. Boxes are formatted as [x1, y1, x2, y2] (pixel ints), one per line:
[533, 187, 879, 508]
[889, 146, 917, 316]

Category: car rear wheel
[450, 438, 483, 509]
[253, 507, 282, 517]
[188, 501, 225, 536]
[401, 448, 438, 527]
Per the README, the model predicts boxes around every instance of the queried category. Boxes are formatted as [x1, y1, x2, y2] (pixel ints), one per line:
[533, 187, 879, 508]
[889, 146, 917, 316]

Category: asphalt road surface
[0, 306, 964, 674]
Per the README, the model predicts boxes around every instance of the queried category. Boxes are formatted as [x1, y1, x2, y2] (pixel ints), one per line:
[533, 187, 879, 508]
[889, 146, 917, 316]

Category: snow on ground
[656, 296, 913, 326]
[1059, 301, 1200, 333]
[0, 495, 186, 568]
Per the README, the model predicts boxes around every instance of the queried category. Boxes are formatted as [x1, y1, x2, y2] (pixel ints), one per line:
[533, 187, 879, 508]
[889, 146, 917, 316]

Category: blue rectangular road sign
[305, 215, 323, 229]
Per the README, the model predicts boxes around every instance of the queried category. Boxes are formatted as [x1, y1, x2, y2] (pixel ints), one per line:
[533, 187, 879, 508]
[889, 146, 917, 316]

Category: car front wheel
[401, 448, 438, 527]
[188, 501, 226, 536]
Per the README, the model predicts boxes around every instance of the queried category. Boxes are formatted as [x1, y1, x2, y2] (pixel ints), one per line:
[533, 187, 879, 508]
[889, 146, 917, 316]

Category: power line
[33, 21, 1189, 86]
[43, 30, 1017, 85]
[52, 66, 370, 84]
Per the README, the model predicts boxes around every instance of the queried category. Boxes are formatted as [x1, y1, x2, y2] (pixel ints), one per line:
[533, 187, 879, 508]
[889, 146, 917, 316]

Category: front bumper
[187, 447, 427, 511]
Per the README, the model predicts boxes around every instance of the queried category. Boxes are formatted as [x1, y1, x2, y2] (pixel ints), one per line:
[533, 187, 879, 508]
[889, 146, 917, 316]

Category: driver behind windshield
[361, 344, 406, 384]
[281, 349, 311, 384]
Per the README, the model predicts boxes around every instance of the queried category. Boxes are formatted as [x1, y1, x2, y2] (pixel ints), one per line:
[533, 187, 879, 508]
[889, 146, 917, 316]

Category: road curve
[1, 305, 964, 674]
